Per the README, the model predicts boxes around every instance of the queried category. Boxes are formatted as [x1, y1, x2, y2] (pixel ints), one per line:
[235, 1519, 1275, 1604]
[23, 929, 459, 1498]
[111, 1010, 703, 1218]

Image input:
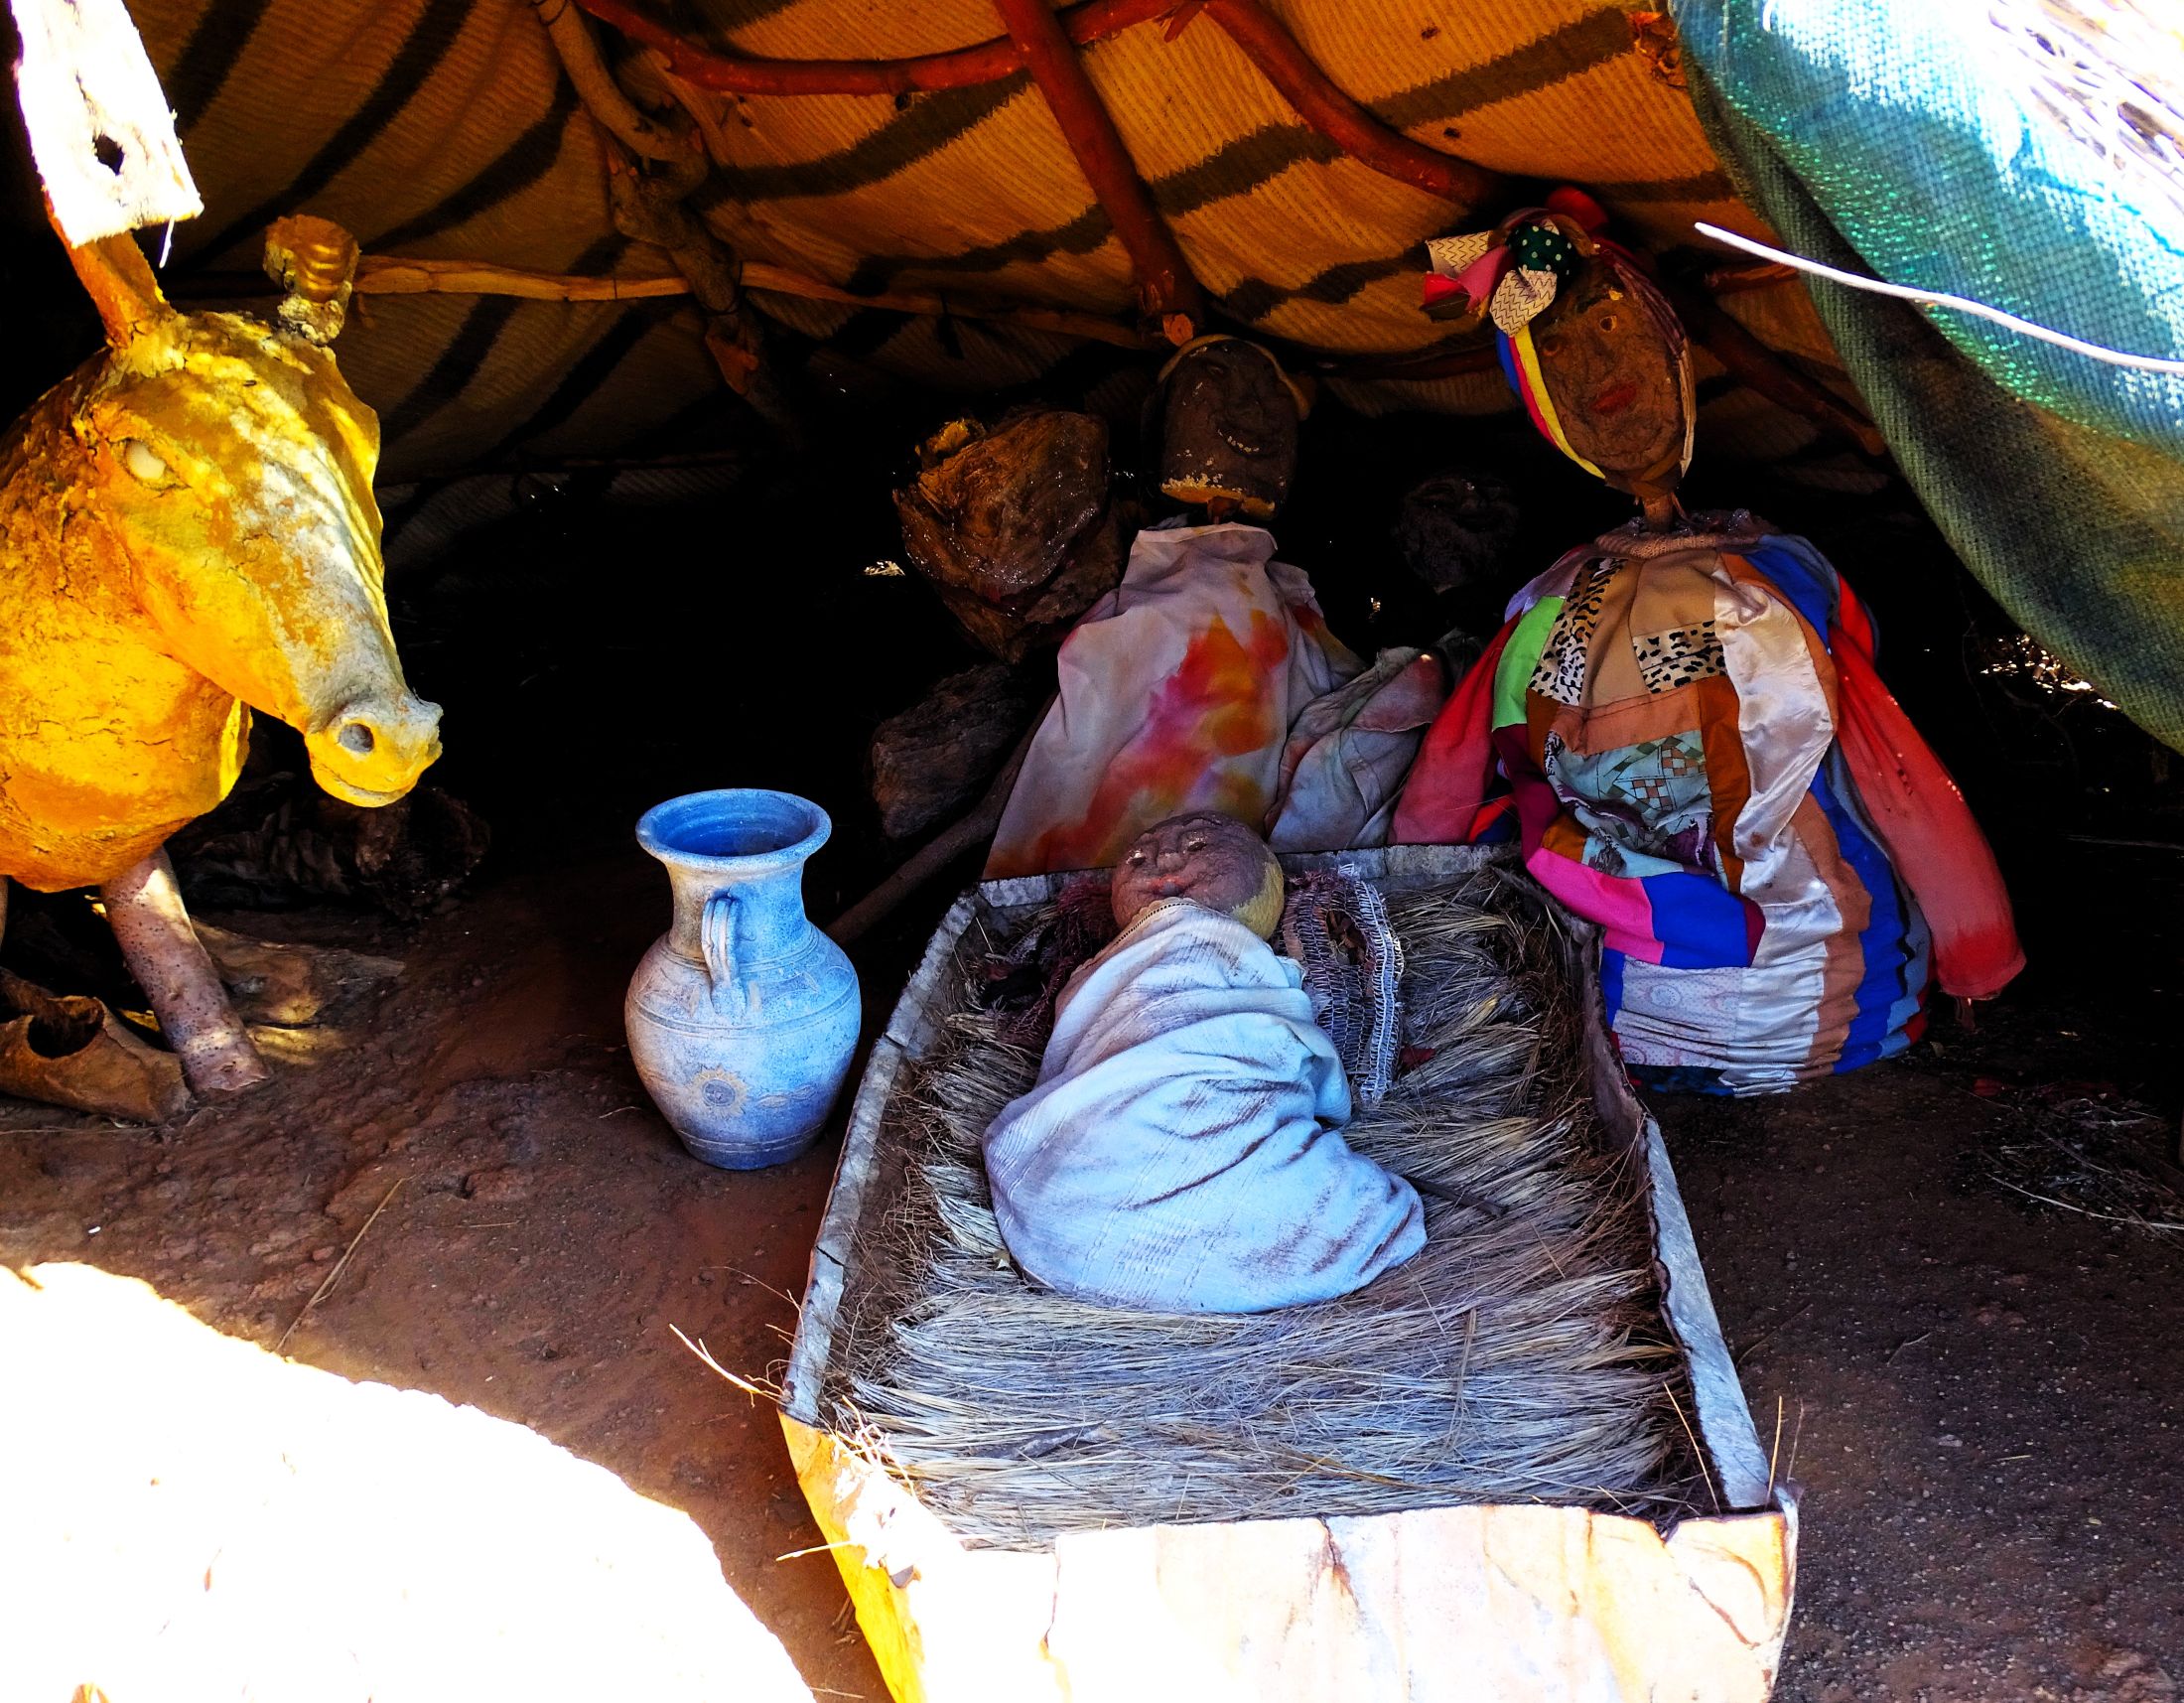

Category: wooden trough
[780, 845, 1797, 1703]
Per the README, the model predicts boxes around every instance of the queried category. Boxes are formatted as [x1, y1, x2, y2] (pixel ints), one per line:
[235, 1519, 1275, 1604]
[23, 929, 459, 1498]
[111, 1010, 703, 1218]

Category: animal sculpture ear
[66, 231, 175, 349]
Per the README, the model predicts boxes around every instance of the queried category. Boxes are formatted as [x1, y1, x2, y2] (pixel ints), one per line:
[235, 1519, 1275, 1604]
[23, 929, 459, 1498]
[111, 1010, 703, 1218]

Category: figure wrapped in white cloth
[982, 814, 1425, 1313]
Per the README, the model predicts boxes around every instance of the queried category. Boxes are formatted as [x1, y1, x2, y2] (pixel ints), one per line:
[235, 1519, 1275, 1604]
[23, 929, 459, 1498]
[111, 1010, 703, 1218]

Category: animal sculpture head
[1111, 811, 1285, 938]
[64, 233, 440, 807]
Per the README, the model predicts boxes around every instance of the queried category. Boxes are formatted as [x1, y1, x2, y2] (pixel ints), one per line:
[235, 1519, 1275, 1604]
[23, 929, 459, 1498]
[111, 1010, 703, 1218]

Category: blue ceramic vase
[625, 789, 860, 1169]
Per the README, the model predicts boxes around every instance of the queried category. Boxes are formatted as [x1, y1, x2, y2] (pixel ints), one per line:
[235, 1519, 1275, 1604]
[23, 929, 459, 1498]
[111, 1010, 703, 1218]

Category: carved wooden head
[1156, 338, 1307, 520]
[1526, 251, 1695, 502]
[1424, 197, 1696, 507]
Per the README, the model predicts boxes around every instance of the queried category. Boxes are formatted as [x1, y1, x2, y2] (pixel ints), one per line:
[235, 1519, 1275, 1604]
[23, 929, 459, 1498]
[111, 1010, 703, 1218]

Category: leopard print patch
[1531, 559, 1619, 706]
[1633, 622, 1724, 693]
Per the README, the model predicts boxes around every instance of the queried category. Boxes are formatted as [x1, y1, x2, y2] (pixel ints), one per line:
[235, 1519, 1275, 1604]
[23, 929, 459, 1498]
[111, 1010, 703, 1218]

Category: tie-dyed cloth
[988, 523, 1365, 877]
[1394, 514, 2022, 1095]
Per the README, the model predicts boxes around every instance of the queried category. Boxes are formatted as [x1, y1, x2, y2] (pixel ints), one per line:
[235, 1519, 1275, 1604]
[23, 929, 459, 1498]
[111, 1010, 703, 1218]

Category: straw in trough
[821, 863, 1706, 1549]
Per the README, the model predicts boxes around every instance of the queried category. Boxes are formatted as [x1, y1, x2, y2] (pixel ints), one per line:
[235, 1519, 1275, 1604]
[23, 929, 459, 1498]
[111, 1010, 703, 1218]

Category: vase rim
[636, 787, 832, 875]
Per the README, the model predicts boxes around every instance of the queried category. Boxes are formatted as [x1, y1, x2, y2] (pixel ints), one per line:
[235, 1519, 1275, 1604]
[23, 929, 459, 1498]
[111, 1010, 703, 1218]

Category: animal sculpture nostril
[337, 721, 376, 757]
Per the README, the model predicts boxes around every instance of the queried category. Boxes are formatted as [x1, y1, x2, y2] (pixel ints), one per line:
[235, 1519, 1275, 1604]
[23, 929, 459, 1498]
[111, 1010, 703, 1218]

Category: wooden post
[102, 851, 268, 1097]
[1663, 274, 1886, 456]
[828, 703, 1050, 946]
[528, 0, 684, 161]
[989, 0, 1207, 341]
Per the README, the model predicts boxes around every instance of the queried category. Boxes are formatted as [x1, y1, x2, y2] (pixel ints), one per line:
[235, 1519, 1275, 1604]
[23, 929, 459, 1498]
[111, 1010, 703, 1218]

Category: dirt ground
[0, 856, 889, 1702]
[1655, 845, 2184, 1703]
[3, 833, 2179, 1700]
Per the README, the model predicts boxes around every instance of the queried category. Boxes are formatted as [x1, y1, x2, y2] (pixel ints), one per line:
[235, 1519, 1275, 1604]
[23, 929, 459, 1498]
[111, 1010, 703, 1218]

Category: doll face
[1111, 812, 1285, 936]
[1529, 257, 1690, 498]
[1159, 343, 1300, 519]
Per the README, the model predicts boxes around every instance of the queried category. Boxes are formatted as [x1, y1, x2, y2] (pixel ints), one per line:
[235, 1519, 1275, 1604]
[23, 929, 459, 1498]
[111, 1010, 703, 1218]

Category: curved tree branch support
[594, 129, 807, 428]
[559, 0, 1860, 458]
[525, 0, 1875, 446]
[528, 0, 686, 161]
[572, 0, 1173, 97]
[988, 0, 1207, 341]
[569, 0, 1503, 215]
[1197, 0, 1498, 209]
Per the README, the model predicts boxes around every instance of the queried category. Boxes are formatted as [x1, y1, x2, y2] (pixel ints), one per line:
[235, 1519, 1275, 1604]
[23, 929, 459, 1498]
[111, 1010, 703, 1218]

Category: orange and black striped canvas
[133, 0, 1868, 484]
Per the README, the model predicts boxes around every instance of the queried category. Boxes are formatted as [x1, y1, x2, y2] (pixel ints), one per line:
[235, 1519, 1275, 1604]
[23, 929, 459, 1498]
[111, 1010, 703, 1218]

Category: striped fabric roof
[136, 0, 1867, 484]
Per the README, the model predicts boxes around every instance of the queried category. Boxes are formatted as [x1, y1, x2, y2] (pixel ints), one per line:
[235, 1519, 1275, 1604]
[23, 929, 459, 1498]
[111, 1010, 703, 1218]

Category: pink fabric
[987, 523, 1358, 878]
[1452, 245, 1511, 309]
[1523, 844, 1666, 961]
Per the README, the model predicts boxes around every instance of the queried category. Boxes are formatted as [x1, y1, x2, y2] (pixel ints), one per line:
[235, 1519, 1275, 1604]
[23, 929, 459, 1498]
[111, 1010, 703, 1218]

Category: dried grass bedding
[817, 860, 1706, 1550]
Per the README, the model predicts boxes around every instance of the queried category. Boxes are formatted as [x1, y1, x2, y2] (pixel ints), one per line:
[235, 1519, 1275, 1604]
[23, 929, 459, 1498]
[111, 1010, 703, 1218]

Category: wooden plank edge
[1576, 938, 1778, 1512]
[781, 893, 983, 1424]
[782, 1414, 1063, 1703]
[789, 1412, 1793, 1702]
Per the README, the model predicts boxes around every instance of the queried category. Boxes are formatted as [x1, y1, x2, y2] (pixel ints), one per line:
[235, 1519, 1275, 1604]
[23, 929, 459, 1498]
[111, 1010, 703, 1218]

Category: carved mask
[1424, 197, 1696, 505]
[1156, 338, 1306, 520]
[1524, 254, 1694, 502]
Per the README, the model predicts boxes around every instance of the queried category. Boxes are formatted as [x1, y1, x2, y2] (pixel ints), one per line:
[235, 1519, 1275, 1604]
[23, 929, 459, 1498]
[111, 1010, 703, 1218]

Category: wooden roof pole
[347, 252, 1157, 347]
[558, 0, 1849, 428]
[1198, 0, 1497, 209]
[529, 0, 683, 160]
[989, 0, 1206, 342]
[573, 0, 1498, 216]
[573, 0, 1173, 97]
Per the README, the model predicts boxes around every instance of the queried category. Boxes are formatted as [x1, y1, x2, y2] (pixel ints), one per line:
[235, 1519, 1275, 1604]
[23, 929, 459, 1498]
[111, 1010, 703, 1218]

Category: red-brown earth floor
[2, 841, 2179, 1702]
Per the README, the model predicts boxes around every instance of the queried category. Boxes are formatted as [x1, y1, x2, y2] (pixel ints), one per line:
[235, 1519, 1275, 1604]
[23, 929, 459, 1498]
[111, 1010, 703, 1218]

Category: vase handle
[701, 892, 745, 1019]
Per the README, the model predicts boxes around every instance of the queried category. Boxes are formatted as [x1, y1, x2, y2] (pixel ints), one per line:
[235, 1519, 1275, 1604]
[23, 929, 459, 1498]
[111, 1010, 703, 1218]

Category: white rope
[1695, 220, 2184, 375]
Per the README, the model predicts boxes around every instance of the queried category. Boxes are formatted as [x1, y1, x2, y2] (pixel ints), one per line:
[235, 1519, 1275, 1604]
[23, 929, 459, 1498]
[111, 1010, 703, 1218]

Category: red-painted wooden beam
[573, 0, 1173, 97]
[1199, 0, 1496, 208]
[987, 0, 1207, 338]
[574, 0, 1501, 223]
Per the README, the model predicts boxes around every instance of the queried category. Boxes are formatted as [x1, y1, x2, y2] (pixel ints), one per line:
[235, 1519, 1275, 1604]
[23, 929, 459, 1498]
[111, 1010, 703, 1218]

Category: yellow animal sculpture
[0, 230, 440, 893]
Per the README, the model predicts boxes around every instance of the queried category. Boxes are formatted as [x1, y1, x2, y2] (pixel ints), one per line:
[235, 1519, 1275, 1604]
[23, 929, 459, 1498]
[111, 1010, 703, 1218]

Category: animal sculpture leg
[101, 849, 268, 1096]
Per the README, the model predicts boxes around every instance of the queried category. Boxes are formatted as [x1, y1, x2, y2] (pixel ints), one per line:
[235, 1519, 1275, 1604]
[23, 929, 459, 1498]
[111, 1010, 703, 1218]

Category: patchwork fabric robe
[1394, 514, 2022, 1095]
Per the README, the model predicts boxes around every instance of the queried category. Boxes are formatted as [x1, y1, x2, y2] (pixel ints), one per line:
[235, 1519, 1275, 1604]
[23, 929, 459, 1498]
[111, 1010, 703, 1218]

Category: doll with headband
[1397, 192, 2022, 1094]
[1424, 187, 1694, 527]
